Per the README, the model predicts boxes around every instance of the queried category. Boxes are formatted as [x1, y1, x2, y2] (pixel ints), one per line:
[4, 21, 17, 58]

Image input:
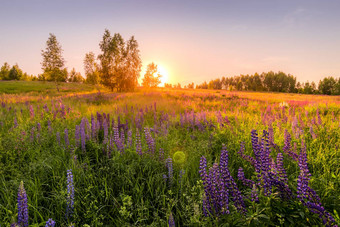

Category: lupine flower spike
[17, 181, 29, 227]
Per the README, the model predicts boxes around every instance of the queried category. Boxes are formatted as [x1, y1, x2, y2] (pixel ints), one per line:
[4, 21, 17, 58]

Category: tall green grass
[0, 86, 339, 226]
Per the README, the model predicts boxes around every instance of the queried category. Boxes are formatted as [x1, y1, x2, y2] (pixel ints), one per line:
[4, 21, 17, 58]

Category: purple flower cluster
[283, 129, 298, 161]
[45, 218, 56, 227]
[168, 212, 175, 227]
[113, 125, 124, 153]
[80, 118, 86, 152]
[297, 146, 336, 226]
[199, 145, 246, 216]
[159, 148, 164, 161]
[237, 141, 255, 165]
[241, 130, 292, 199]
[135, 129, 142, 155]
[237, 167, 255, 188]
[17, 181, 29, 227]
[166, 157, 173, 187]
[127, 130, 132, 148]
[66, 169, 74, 220]
[144, 127, 155, 155]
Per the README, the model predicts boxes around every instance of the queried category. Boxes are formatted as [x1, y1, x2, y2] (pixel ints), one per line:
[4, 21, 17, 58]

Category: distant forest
[193, 72, 340, 95]
[0, 30, 339, 95]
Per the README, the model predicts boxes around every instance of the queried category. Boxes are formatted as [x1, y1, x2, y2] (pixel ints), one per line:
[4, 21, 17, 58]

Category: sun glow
[140, 62, 170, 87]
[156, 64, 169, 86]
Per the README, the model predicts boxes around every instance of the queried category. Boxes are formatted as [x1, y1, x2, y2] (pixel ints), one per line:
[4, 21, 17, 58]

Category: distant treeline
[195, 71, 340, 95]
[0, 63, 35, 81]
[0, 62, 84, 83]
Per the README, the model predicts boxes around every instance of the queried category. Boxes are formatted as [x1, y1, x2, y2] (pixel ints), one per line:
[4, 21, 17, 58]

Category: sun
[140, 62, 170, 87]
[156, 64, 169, 86]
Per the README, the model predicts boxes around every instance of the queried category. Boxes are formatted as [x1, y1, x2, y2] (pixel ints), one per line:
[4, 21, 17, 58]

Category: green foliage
[0, 90, 339, 226]
[98, 30, 142, 91]
[142, 62, 162, 88]
[41, 33, 67, 82]
[196, 71, 340, 96]
[84, 52, 99, 85]
[68, 68, 84, 83]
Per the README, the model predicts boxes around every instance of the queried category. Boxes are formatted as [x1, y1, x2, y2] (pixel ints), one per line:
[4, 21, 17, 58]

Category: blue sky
[0, 0, 339, 84]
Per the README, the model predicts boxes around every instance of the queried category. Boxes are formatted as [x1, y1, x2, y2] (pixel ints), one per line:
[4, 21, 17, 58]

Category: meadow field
[0, 82, 339, 226]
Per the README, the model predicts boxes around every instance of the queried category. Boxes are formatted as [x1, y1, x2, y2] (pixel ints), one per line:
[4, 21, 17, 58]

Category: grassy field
[0, 82, 339, 226]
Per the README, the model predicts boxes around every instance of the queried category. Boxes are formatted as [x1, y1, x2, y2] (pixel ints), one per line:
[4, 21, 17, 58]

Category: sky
[1, 0, 340, 85]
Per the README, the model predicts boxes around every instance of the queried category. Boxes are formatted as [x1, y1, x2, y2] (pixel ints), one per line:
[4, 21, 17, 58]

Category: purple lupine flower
[268, 125, 274, 146]
[209, 163, 220, 212]
[251, 130, 261, 173]
[276, 153, 288, 184]
[166, 157, 173, 187]
[48, 120, 52, 134]
[113, 125, 124, 153]
[220, 146, 246, 214]
[317, 109, 322, 125]
[144, 127, 155, 155]
[80, 119, 86, 152]
[251, 184, 259, 202]
[30, 127, 35, 142]
[159, 148, 164, 161]
[199, 156, 213, 215]
[168, 212, 175, 227]
[127, 130, 132, 148]
[14, 118, 18, 128]
[64, 128, 69, 150]
[283, 129, 298, 161]
[135, 129, 142, 155]
[309, 126, 317, 139]
[11, 223, 20, 227]
[45, 218, 56, 227]
[179, 169, 185, 184]
[238, 141, 255, 166]
[37, 122, 41, 132]
[297, 143, 336, 226]
[66, 169, 74, 220]
[43, 103, 49, 112]
[120, 129, 125, 146]
[237, 167, 255, 188]
[17, 181, 29, 227]
[29, 105, 34, 119]
[97, 112, 103, 129]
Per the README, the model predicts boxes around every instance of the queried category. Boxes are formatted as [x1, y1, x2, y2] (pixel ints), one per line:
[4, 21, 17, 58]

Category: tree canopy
[97, 29, 142, 91]
[41, 33, 67, 82]
[142, 62, 162, 88]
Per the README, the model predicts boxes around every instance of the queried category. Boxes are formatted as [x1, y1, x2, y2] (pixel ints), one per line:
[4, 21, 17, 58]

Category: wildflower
[45, 218, 56, 227]
[127, 130, 132, 148]
[237, 167, 254, 188]
[166, 157, 173, 187]
[144, 127, 155, 155]
[159, 148, 164, 161]
[283, 130, 298, 161]
[80, 118, 86, 152]
[168, 212, 175, 227]
[14, 118, 18, 128]
[113, 125, 124, 153]
[17, 181, 28, 227]
[66, 169, 74, 220]
[297, 144, 335, 226]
